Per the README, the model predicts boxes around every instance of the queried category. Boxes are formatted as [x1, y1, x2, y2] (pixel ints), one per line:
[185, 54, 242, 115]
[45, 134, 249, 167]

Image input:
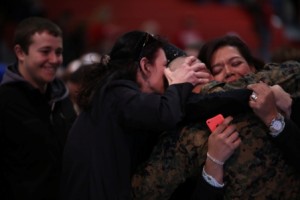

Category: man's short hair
[13, 17, 62, 53]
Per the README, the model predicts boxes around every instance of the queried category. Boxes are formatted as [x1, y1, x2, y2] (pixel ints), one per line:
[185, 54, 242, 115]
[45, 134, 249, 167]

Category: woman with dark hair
[198, 35, 265, 82]
[198, 34, 298, 129]
[60, 30, 213, 200]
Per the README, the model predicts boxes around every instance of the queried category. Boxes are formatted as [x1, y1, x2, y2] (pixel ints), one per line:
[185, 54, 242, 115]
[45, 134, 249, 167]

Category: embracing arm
[185, 89, 252, 122]
[271, 119, 300, 169]
[247, 82, 300, 169]
[291, 97, 300, 126]
[131, 116, 240, 200]
[191, 170, 224, 200]
[110, 81, 193, 132]
[192, 116, 240, 200]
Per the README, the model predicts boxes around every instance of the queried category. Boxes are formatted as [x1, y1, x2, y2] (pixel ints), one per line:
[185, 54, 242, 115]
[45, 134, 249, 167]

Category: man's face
[210, 46, 256, 83]
[17, 31, 63, 89]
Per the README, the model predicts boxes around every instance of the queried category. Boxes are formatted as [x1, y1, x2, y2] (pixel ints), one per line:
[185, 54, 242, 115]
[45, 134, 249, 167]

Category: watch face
[272, 120, 283, 131]
[269, 113, 285, 136]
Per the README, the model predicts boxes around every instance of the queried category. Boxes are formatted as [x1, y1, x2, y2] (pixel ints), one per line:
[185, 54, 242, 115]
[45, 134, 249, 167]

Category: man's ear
[14, 45, 25, 61]
[139, 57, 151, 78]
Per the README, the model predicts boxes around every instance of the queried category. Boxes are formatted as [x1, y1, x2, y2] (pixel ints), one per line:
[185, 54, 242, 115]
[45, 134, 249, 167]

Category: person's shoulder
[260, 61, 300, 82]
[263, 60, 300, 70]
[0, 83, 27, 108]
[0, 82, 21, 95]
[111, 79, 138, 87]
[56, 96, 77, 119]
[108, 80, 140, 93]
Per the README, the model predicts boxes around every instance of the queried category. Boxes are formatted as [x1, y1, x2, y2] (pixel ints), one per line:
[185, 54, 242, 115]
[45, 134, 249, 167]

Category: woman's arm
[271, 119, 300, 169]
[192, 116, 240, 199]
[247, 82, 300, 169]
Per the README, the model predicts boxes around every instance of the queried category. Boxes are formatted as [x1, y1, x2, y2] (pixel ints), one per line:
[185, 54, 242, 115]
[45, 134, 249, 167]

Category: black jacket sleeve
[185, 89, 252, 123]
[271, 118, 300, 169]
[191, 173, 224, 200]
[291, 97, 300, 126]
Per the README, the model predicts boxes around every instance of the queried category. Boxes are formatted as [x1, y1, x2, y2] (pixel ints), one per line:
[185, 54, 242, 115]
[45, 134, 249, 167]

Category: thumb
[247, 84, 254, 90]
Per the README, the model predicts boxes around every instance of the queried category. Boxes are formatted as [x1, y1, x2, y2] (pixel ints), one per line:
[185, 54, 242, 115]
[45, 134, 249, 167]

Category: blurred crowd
[1, 0, 300, 82]
[1, 3, 300, 198]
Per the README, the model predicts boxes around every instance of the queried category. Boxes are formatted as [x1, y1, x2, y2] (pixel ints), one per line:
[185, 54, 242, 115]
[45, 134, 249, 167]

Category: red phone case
[206, 114, 224, 132]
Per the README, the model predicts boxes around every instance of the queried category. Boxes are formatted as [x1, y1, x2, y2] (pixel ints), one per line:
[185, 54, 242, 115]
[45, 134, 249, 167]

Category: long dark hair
[77, 31, 163, 110]
[198, 35, 265, 72]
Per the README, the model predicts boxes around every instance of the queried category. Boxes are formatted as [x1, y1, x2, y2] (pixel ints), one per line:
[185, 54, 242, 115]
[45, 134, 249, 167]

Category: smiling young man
[0, 17, 76, 200]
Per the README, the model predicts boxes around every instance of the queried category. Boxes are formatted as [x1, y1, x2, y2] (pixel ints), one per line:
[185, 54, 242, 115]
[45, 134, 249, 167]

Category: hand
[164, 56, 212, 86]
[208, 116, 241, 163]
[247, 82, 279, 126]
[270, 85, 292, 119]
[204, 116, 240, 183]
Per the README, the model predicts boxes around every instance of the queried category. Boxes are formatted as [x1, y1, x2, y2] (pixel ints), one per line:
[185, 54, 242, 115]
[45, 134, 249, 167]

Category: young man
[0, 17, 76, 200]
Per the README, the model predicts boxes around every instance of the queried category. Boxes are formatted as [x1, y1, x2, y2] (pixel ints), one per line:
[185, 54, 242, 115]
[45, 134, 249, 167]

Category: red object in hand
[206, 114, 224, 132]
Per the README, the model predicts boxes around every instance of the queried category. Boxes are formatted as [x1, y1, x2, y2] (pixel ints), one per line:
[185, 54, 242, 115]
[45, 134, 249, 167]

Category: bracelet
[202, 167, 224, 188]
[206, 152, 224, 165]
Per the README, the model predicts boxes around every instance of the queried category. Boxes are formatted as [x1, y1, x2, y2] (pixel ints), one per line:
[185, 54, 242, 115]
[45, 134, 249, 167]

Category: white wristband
[202, 167, 224, 188]
[207, 152, 224, 165]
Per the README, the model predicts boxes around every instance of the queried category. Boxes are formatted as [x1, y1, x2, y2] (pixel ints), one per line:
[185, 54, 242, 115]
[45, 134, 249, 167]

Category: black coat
[60, 80, 194, 200]
[0, 64, 76, 200]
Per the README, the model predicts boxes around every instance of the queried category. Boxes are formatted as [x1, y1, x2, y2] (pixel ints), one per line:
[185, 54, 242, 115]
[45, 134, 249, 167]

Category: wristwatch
[269, 112, 285, 137]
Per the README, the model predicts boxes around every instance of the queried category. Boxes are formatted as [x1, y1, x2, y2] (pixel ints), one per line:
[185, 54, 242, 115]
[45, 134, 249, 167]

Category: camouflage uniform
[132, 61, 300, 200]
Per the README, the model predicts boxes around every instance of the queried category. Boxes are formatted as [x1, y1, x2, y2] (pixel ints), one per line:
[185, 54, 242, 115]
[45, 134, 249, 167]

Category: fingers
[166, 55, 213, 86]
[163, 68, 172, 84]
[214, 116, 233, 134]
[270, 85, 292, 118]
[227, 131, 239, 144]
[172, 56, 213, 86]
[184, 56, 209, 73]
[183, 56, 198, 66]
[231, 137, 241, 149]
[190, 62, 207, 71]
[247, 82, 270, 106]
[270, 84, 282, 92]
[213, 116, 241, 149]
[194, 71, 212, 84]
[247, 82, 279, 125]
[247, 81, 269, 95]
[194, 70, 212, 78]
[207, 116, 241, 164]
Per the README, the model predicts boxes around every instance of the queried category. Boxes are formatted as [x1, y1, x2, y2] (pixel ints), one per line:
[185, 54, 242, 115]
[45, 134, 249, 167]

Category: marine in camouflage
[132, 61, 300, 200]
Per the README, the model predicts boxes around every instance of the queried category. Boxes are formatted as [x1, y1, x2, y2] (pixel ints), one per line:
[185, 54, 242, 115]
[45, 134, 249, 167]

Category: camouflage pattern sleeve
[201, 61, 300, 98]
[132, 125, 210, 200]
[132, 61, 300, 199]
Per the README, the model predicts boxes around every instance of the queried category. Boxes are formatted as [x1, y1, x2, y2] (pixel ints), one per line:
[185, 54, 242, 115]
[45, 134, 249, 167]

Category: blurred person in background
[242, 0, 273, 62]
[173, 15, 204, 56]
[271, 45, 300, 63]
[63, 52, 101, 115]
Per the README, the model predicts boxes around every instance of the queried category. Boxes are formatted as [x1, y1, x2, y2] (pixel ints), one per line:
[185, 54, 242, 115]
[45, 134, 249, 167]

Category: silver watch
[269, 113, 285, 137]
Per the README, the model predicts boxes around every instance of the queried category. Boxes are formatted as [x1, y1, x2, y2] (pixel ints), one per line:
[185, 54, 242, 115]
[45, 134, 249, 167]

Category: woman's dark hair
[77, 31, 163, 110]
[198, 35, 265, 72]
